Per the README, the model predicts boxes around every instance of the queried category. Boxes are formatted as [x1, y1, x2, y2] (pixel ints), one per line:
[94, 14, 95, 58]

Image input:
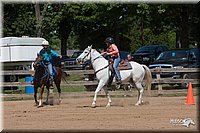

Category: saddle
[118, 60, 132, 70]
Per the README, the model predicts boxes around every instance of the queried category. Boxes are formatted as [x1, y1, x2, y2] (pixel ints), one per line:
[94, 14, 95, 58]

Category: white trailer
[0, 37, 45, 87]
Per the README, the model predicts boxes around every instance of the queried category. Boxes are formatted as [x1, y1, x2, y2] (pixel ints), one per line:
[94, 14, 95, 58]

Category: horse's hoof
[49, 100, 54, 106]
[58, 100, 62, 104]
[34, 102, 39, 106]
[106, 104, 111, 107]
[91, 104, 96, 108]
[37, 105, 43, 108]
[135, 102, 141, 106]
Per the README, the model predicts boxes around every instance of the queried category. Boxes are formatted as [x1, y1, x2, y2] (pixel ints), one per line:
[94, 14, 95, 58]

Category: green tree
[3, 3, 199, 54]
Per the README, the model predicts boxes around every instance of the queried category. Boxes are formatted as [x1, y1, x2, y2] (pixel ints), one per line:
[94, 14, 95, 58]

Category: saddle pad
[118, 62, 132, 70]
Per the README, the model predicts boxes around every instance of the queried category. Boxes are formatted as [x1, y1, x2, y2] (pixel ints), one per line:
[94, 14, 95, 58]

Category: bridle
[80, 48, 109, 75]
[33, 56, 43, 68]
[81, 47, 92, 62]
[33, 57, 50, 82]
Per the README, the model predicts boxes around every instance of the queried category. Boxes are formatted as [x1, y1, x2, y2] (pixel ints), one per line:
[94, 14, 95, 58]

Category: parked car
[149, 48, 200, 88]
[183, 48, 200, 80]
[62, 51, 91, 70]
[119, 51, 130, 60]
[132, 45, 168, 66]
[52, 55, 69, 68]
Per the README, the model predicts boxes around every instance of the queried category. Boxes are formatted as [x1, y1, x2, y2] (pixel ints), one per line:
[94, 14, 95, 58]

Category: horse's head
[33, 56, 44, 69]
[76, 45, 92, 64]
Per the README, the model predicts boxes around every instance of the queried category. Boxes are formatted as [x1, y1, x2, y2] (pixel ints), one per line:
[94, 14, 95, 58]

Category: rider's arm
[107, 44, 119, 55]
[50, 50, 62, 58]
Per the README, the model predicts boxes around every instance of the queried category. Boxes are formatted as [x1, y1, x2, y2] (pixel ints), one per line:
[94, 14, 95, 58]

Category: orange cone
[186, 82, 195, 105]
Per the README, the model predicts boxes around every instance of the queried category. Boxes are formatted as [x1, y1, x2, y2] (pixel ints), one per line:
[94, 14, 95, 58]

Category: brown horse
[33, 56, 62, 107]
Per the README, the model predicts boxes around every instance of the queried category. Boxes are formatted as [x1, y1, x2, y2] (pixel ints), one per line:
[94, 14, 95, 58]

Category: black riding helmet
[104, 37, 114, 44]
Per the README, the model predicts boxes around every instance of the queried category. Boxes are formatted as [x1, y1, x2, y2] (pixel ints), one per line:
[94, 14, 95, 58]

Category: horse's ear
[88, 45, 92, 49]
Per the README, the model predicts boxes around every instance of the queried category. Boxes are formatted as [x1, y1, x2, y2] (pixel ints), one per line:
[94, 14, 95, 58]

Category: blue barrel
[25, 76, 34, 94]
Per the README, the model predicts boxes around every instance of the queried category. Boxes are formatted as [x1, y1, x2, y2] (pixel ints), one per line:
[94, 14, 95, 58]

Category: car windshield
[156, 50, 188, 61]
[135, 46, 156, 53]
[189, 48, 200, 61]
[71, 51, 82, 58]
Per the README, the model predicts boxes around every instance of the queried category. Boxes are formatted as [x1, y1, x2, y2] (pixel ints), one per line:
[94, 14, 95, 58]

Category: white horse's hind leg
[135, 82, 144, 106]
[92, 80, 106, 108]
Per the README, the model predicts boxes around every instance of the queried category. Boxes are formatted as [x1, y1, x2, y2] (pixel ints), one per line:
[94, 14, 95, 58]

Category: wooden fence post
[156, 74, 163, 95]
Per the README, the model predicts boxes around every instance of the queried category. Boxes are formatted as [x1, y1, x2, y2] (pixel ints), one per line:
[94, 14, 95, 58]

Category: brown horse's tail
[142, 65, 152, 96]
[60, 69, 69, 83]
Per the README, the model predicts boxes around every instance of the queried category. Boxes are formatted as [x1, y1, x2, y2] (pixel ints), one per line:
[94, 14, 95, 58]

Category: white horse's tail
[142, 65, 152, 96]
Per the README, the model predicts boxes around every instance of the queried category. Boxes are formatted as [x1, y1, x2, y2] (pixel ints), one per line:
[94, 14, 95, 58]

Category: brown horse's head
[33, 56, 44, 69]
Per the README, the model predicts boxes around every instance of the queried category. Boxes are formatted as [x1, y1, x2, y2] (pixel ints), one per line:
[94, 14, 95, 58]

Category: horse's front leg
[135, 82, 144, 106]
[34, 86, 39, 106]
[103, 86, 112, 107]
[55, 79, 62, 104]
[38, 85, 45, 107]
[45, 86, 50, 105]
[48, 84, 54, 106]
[92, 80, 106, 108]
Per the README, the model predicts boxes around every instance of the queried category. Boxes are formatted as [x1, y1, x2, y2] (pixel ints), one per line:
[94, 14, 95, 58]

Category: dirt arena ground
[2, 89, 199, 132]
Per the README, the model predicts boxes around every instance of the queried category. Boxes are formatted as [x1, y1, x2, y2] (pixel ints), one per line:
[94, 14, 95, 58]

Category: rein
[94, 64, 109, 75]
[84, 49, 109, 75]
[34, 61, 50, 82]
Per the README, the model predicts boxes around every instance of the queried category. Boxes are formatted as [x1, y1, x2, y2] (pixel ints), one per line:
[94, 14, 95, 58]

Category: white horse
[76, 45, 152, 107]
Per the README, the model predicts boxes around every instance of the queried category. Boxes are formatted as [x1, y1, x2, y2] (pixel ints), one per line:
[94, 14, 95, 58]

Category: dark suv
[149, 48, 200, 88]
[62, 51, 90, 70]
[132, 45, 168, 66]
[149, 49, 189, 78]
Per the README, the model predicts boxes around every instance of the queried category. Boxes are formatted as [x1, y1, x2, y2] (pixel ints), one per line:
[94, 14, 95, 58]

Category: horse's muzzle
[33, 62, 39, 69]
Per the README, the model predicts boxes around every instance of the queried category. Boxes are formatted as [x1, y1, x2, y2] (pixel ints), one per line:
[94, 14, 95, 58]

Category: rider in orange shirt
[101, 37, 122, 85]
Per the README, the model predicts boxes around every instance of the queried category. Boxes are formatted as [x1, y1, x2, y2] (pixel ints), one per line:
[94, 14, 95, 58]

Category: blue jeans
[113, 56, 121, 81]
[47, 63, 53, 80]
